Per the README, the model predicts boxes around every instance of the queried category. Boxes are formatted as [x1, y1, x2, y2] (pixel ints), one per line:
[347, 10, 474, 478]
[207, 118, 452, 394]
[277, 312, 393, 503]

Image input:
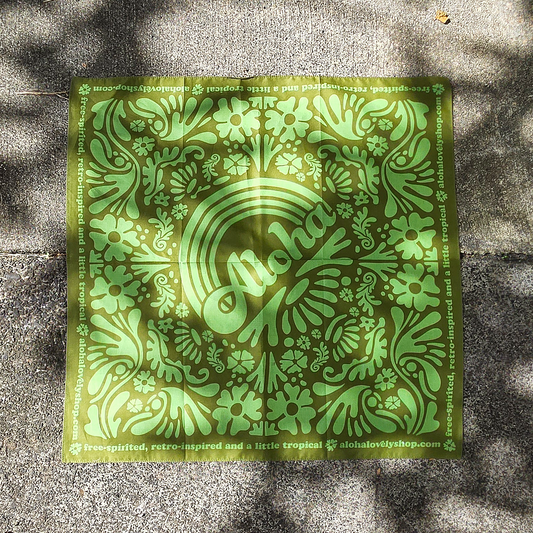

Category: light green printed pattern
[64, 77, 462, 462]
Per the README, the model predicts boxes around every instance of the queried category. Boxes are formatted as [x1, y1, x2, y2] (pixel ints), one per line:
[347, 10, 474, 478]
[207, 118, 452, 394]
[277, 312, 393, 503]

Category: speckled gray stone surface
[1, 0, 533, 531]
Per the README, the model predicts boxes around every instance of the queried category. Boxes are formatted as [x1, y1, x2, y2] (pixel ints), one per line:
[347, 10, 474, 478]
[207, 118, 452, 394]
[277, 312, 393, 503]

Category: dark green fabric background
[63, 76, 462, 462]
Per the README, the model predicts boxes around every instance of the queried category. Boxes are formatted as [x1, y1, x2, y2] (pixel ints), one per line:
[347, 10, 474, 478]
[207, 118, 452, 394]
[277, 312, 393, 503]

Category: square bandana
[64, 76, 462, 462]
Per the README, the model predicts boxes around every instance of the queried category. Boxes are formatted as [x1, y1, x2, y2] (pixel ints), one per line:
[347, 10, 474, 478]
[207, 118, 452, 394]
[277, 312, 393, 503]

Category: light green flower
[133, 371, 156, 394]
[378, 118, 393, 131]
[436, 190, 448, 202]
[132, 136, 155, 156]
[354, 192, 370, 206]
[325, 439, 338, 451]
[90, 265, 140, 314]
[336, 202, 354, 219]
[78, 84, 91, 96]
[127, 399, 143, 413]
[280, 349, 308, 373]
[339, 288, 354, 302]
[311, 328, 322, 339]
[176, 302, 189, 318]
[265, 96, 313, 142]
[153, 192, 170, 206]
[443, 439, 456, 452]
[267, 384, 315, 435]
[213, 97, 260, 143]
[390, 264, 440, 311]
[384, 396, 401, 410]
[296, 335, 310, 350]
[130, 119, 145, 132]
[275, 153, 303, 175]
[191, 84, 204, 96]
[69, 443, 82, 455]
[213, 384, 262, 436]
[223, 153, 250, 176]
[89, 214, 140, 261]
[388, 213, 436, 260]
[227, 350, 254, 374]
[202, 330, 214, 343]
[172, 203, 188, 220]
[366, 135, 389, 156]
[432, 83, 445, 96]
[360, 316, 375, 331]
[158, 318, 173, 333]
[76, 324, 89, 336]
[375, 369, 397, 391]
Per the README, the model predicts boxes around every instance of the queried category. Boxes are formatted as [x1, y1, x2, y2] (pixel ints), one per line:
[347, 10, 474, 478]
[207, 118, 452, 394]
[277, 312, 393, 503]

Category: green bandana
[64, 76, 462, 462]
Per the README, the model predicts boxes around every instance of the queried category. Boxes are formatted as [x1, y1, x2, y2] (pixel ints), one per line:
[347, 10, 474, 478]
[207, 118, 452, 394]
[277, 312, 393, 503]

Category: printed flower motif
[275, 153, 303, 175]
[127, 399, 143, 413]
[296, 172, 306, 182]
[89, 214, 140, 261]
[378, 118, 393, 131]
[202, 330, 214, 343]
[375, 369, 398, 391]
[390, 264, 440, 311]
[192, 84, 204, 96]
[436, 190, 448, 202]
[265, 96, 313, 142]
[443, 439, 456, 452]
[336, 202, 354, 219]
[311, 329, 322, 339]
[267, 384, 315, 435]
[213, 97, 260, 143]
[385, 396, 401, 410]
[388, 213, 436, 260]
[174, 322, 202, 363]
[349, 306, 360, 317]
[154, 192, 170, 206]
[339, 288, 354, 302]
[172, 203, 188, 220]
[329, 318, 360, 359]
[354, 192, 370, 206]
[296, 335, 310, 351]
[133, 371, 156, 394]
[432, 83, 445, 96]
[360, 316, 375, 331]
[325, 439, 338, 451]
[130, 119, 145, 132]
[223, 153, 250, 176]
[227, 350, 255, 374]
[366, 135, 389, 156]
[280, 349, 308, 374]
[158, 318, 173, 333]
[69, 443, 82, 455]
[176, 302, 189, 318]
[213, 384, 262, 436]
[78, 84, 91, 95]
[132, 136, 155, 156]
[76, 324, 89, 336]
[90, 265, 140, 314]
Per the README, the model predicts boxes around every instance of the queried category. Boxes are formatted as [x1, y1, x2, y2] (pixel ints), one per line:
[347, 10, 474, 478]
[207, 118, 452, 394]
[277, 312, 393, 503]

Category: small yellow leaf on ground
[436, 10, 450, 23]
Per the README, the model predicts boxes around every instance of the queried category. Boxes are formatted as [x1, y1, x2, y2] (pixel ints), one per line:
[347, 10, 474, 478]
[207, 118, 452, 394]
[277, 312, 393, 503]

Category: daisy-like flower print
[213, 97, 260, 143]
[90, 265, 140, 314]
[176, 302, 189, 318]
[130, 119, 145, 133]
[172, 203, 188, 220]
[275, 153, 303, 175]
[378, 118, 393, 131]
[280, 349, 308, 373]
[213, 384, 262, 436]
[89, 214, 140, 261]
[78, 84, 91, 95]
[336, 202, 354, 219]
[390, 264, 440, 311]
[223, 153, 250, 176]
[339, 288, 354, 302]
[366, 135, 389, 156]
[375, 369, 397, 391]
[133, 371, 156, 394]
[227, 350, 255, 374]
[265, 96, 313, 142]
[132, 136, 155, 156]
[387, 213, 436, 260]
